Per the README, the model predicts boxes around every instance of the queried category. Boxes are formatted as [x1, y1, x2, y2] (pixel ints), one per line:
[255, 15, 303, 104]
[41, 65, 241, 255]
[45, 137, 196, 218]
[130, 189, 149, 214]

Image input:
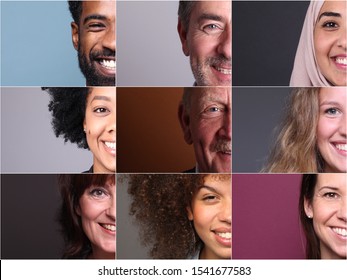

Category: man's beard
[78, 47, 116, 86]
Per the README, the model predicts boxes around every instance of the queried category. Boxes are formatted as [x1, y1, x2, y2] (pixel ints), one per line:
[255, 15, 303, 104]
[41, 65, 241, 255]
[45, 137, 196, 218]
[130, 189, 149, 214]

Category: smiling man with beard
[69, 0, 116, 86]
[177, 1, 231, 86]
[179, 87, 231, 173]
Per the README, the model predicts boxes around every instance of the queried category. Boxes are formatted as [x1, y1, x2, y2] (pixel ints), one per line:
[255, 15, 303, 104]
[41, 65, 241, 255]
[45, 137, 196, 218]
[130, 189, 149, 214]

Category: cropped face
[314, 0, 346, 86]
[178, 1, 231, 86]
[187, 175, 232, 259]
[317, 87, 346, 172]
[72, 0, 116, 86]
[78, 179, 116, 259]
[179, 87, 231, 173]
[84, 87, 116, 173]
[304, 173, 347, 259]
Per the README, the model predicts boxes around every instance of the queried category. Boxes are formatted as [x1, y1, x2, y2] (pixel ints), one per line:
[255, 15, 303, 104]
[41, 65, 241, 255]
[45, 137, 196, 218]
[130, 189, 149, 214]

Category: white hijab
[290, 1, 331, 86]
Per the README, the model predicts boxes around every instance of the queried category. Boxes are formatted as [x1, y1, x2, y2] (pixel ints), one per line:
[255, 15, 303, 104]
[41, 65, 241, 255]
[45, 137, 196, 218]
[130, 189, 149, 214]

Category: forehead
[81, 0, 116, 20]
[191, 87, 231, 104]
[320, 0, 346, 12]
[191, 1, 231, 19]
[319, 87, 347, 102]
[316, 173, 347, 191]
[88, 87, 116, 99]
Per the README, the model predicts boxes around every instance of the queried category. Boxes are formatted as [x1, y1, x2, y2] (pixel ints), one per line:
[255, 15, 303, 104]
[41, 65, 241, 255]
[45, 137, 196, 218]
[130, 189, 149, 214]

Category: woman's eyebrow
[91, 95, 112, 102]
[318, 11, 341, 21]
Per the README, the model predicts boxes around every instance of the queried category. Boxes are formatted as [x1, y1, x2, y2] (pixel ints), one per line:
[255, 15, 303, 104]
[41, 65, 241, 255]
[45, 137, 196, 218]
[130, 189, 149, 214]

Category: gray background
[233, 1, 310, 86]
[1, 1, 84, 86]
[117, 1, 194, 86]
[232, 87, 292, 172]
[0, 87, 92, 173]
[117, 175, 149, 259]
[1, 174, 63, 259]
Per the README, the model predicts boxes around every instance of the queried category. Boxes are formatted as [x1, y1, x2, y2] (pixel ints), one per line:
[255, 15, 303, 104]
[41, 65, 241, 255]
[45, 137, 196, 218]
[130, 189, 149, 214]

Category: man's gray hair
[178, 1, 197, 31]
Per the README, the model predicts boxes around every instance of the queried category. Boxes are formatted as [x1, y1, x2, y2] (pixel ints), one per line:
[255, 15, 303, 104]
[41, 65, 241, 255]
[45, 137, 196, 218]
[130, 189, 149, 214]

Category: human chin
[78, 52, 115, 86]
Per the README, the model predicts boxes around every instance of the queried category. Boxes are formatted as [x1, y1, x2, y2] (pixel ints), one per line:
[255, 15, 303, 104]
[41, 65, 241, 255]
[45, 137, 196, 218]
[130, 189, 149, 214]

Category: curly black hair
[68, 1, 83, 24]
[126, 174, 231, 259]
[43, 87, 90, 149]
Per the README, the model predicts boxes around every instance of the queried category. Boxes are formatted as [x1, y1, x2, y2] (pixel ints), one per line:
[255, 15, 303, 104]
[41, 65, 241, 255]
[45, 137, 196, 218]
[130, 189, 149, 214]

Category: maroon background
[233, 174, 306, 259]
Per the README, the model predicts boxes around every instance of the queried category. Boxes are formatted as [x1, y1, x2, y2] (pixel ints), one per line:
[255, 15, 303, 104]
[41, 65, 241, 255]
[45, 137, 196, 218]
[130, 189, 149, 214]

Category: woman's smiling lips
[99, 223, 116, 234]
[331, 227, 347, 240]
[331, 141, 347, 156]
[212, 227, 232, 247]
[331, 54, 347, 70]
[103, 141, 116, 155]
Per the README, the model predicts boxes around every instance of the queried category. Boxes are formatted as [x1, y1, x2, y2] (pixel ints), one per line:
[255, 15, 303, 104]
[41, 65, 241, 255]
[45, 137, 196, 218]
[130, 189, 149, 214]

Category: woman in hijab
[290, 0, 346, 86]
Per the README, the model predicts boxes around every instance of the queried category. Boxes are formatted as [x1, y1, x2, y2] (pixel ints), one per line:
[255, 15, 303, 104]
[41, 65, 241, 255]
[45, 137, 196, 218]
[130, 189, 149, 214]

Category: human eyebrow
[318, 12, 341, 22]
[91, 95, 112, 102]
[83, 14, 107, 25]
[198, 185, 219, 194]
[198, 13, 223, 23]
[319, 101, 342, 107]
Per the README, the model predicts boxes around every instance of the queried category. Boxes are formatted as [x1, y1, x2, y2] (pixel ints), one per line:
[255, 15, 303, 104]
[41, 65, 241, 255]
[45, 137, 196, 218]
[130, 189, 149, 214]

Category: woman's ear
[75, 205, 81, 216]
[304, 198, 313, 218]
[186, 206, 194, 221]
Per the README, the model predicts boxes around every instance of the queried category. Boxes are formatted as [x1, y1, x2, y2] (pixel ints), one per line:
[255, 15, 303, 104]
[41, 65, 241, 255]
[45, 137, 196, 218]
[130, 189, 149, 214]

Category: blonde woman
[264, 87, 346, 173]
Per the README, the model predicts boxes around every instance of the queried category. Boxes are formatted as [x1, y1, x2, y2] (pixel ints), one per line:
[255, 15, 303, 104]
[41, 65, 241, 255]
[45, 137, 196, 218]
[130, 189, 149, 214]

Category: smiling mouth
[333, 143, 347, 153]
[332, 227, 347, 238]
[215, 232, 231, 239]
[213, 65, 231, 75]
[104, 141, 116, 150]
[100, 223, 116, 232]
[99, 59, 116, 70]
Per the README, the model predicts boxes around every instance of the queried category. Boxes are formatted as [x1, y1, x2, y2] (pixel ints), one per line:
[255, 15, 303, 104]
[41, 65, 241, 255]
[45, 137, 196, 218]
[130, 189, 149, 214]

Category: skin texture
[314, 0, 346, 86]
[179, 87, 231, 172]
[317, 87, 346, 172]
[71, 0, 116, 86]
[77, 179, 116, 259]
[187, 174, 231, 259]
[84, 87, 116, 173]
[304, 173, 347, 259]
[178, 1, 231, 86]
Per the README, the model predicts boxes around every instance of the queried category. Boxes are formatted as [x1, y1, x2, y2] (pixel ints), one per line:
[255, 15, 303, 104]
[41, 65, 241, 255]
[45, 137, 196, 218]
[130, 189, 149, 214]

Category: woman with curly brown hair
[127, 173, 231, 259]
[264, 87, 346, 173]
[58, 174, 116, 259]
[43, 87, 116, 173]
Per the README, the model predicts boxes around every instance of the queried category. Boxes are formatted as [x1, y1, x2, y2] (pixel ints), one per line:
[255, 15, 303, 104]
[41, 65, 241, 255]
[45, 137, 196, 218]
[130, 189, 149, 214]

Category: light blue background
[1, 1, 84, 86]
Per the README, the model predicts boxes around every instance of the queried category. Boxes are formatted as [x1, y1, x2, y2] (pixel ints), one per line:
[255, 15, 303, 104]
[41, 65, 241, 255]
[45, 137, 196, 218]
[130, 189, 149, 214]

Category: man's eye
[203, 23, 223, 34]
[88, 23, 105, 31]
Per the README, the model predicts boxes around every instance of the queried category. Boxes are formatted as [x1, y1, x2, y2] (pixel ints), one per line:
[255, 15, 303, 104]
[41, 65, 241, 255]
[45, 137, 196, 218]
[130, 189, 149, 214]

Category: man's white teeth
[335, 144, 347, 151]
[335, 57, 347, 65]
[105, 142, 116, 149]
[332, 227, 347, 237]
[101, 59, 116, 70]
[216, 232, 231, 239]
[101, 224, 116, 232]
[216, 67, 231, 75]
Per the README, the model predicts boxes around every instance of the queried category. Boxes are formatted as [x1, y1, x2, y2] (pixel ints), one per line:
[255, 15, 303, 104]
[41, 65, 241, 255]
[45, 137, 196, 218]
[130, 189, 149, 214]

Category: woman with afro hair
[43, 87, 116, 173]
[126, 173, 231, 259]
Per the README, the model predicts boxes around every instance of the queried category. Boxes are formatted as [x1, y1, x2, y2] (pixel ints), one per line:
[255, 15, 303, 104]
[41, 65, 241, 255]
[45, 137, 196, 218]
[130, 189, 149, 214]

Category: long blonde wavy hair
[263, 88, 323, 173]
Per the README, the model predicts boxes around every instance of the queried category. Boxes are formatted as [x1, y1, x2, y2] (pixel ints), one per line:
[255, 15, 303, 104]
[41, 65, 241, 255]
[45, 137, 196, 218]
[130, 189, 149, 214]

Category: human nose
[108, 111, 116, 134]
[337, 25, 346, 50]
[218, 110, 232, 140]
[217, 23, 231, 60]
[105, 195, 116, 220]
[336, 196, 347, 222]
[103, 23, 116, 51]
[339, 113, 346, 137]
[219, 197, 232, 224]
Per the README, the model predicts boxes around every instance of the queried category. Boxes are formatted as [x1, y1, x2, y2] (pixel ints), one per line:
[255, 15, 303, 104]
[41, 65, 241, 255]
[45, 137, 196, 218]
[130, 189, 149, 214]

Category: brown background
[117, 87, 195, 172]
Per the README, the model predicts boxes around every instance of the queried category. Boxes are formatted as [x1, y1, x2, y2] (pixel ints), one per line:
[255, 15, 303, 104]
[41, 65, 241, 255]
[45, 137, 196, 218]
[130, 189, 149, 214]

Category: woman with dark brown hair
[299, 173, 346, 259]
[127, 173, 231, 259]
[59, 174, 116, 259]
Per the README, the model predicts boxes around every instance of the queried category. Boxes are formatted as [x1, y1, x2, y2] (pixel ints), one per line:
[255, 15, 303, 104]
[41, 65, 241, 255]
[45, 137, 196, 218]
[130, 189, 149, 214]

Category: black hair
[68, 1, 83, 24]
[43, 87, 90, 149]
